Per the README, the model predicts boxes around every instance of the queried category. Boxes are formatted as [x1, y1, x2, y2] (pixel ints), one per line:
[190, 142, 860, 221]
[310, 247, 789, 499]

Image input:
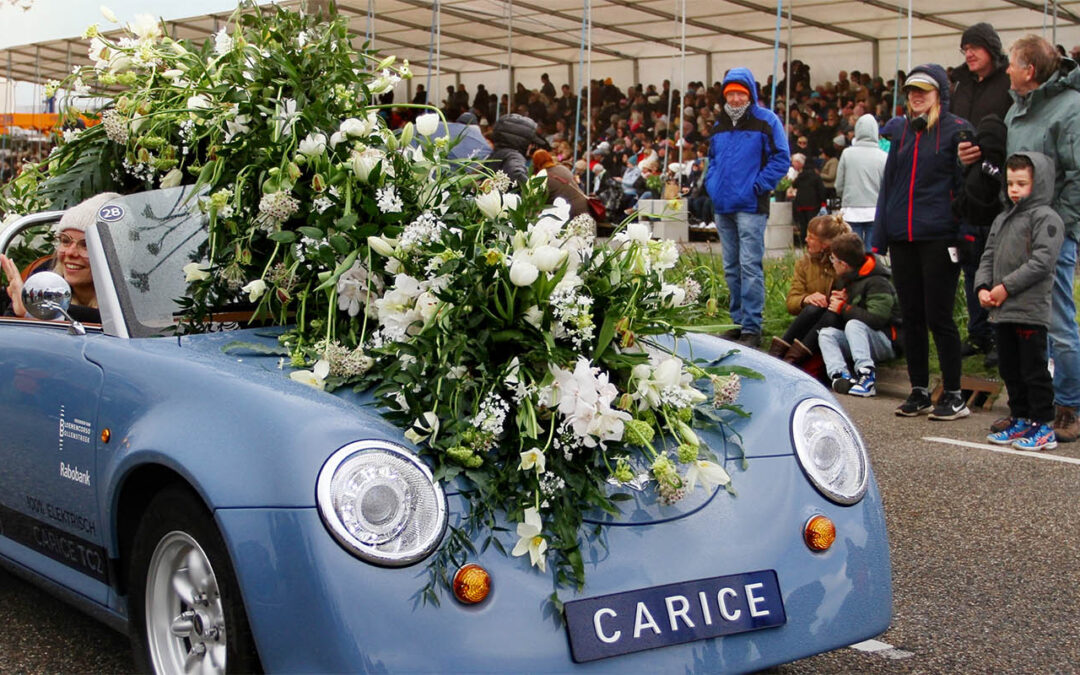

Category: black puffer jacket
[489, 114, 543, 186]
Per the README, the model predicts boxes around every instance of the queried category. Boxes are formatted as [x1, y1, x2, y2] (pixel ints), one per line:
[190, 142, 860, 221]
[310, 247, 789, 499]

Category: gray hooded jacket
[1005, 59, 1080, 239]
[975, 151, 1065, 327]
[835, 114, 887, 209]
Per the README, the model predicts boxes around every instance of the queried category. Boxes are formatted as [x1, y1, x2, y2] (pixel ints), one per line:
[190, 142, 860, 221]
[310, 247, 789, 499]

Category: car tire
[128, 485, 260, 674]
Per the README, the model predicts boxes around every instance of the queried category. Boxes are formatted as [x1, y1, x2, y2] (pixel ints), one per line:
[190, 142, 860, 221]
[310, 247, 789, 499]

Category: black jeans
[960, 229, 992, 347]
[781, 304, 841, 353]
[996, 323, 1054, 423]
[889, 240, 963, 391]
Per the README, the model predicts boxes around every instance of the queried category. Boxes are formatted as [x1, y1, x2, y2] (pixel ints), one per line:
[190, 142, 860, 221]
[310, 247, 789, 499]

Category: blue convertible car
[0, 188, 890, 673]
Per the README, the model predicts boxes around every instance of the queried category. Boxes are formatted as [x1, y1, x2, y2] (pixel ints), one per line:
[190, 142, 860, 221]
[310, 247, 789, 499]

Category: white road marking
[923, 436, 1080, 465]
[850, 639, 892, 652]
[850, 639, 914, 659]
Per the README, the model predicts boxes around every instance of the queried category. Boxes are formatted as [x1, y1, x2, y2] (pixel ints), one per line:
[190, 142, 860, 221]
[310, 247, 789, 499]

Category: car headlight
[791, 398, 869, 505]
[317, 440, 447, 566]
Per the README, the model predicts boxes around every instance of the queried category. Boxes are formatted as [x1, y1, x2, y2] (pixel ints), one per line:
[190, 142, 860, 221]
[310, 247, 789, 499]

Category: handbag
[586, 196, 606, 223]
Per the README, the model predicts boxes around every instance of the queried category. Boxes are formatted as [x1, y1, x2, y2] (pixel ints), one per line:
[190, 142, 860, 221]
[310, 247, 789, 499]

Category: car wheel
[128, 486, 259, 674]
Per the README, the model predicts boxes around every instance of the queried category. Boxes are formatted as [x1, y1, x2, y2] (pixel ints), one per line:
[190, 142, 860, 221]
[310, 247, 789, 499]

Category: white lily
[518, 449, 546, 474]
[290, 359, 330, 391]
[183, 262, 211, 282]
[241, 279, 267, 303]
[186, 94, 211, 111]
[415, 113, 439, 137]
[511, 507, 547, 572]
[660, 283, 686, 307]
[684, 459, 731, 492]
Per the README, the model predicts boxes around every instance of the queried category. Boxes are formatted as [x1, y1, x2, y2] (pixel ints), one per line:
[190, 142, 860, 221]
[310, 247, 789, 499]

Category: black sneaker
[721, 327, 742, 340]
[896, 389, 932, 416]
[929, 391, 971, 420]
[960, 341, 980, 357]
[831, 370, 855, 395]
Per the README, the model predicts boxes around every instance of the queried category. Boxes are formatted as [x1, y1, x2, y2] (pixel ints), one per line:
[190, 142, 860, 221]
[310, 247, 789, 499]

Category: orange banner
[0, 113, 98, 135]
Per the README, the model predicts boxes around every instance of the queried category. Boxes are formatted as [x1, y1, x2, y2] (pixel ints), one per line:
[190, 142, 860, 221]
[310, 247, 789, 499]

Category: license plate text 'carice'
[564, 569, 786, 662]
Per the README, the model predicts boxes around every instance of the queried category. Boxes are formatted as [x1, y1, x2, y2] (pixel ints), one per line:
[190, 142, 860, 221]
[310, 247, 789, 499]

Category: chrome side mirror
[22, 272, 85, 336]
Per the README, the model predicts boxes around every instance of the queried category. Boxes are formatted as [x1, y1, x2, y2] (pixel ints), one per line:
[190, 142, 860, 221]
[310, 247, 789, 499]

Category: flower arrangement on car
[0, 1, 758, 600]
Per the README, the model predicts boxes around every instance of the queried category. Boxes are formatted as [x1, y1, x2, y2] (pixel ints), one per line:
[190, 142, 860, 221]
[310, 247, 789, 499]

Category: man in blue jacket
[705, 68, 791, 347]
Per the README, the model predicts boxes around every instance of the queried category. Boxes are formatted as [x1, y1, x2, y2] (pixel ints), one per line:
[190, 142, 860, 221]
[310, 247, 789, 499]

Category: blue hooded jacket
[704, 68, 791, 215]
[871, 64, 974, 252]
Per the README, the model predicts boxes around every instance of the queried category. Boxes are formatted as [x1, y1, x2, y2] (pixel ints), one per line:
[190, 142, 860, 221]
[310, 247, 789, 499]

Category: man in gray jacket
[835, 114, 887, 251]
[975, 152, 1063, 450]
[962, 34, 1080, 441]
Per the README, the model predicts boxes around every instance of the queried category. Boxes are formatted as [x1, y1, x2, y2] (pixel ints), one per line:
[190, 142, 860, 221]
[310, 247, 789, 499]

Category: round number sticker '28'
[97, 204, 125, 222]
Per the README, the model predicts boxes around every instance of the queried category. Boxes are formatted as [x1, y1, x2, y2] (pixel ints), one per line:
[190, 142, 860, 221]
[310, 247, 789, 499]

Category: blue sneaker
[986, 418, 1032, 445]
[1012, 423, 1058, 451]
[848, 369, 876, 397]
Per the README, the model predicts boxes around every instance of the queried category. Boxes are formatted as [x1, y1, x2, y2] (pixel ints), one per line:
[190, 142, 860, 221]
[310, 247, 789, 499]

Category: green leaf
[328, 235, 351, 255]
[594, 313, 616, 359]
[298, 226, 325, 239]
[268, 230, 297, 243]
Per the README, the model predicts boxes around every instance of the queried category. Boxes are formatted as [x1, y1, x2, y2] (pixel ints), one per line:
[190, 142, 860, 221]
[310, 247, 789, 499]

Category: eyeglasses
[58, 234, 88, 253]
[959, 46, 982, 55]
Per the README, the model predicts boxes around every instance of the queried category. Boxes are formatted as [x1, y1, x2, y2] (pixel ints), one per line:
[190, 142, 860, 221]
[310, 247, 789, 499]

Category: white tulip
[297, 133, 327, 158]
[367, 235, 396, 257]
[509, 259, 539, 287]
[502, 193, 521, 213]
[531, 245, 568, 273]
[100, 5, 118, 22]
[415, 113, 439, 137]
[475, 190, 505, 220]
[350, 150, 383, 183]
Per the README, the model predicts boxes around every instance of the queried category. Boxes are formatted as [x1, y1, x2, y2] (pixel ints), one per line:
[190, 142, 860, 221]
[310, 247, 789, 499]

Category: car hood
[173, 327, 814, 525]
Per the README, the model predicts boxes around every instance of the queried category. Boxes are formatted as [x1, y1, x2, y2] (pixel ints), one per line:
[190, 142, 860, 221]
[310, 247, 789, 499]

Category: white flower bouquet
[1, 2, 759, 601]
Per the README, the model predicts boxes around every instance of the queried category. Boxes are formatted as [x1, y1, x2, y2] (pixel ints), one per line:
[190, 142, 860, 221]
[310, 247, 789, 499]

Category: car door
[0, 318, 110, 603]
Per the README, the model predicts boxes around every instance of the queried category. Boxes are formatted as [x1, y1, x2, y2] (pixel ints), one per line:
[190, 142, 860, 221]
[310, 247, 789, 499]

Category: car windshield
[95, 187, 207, 337]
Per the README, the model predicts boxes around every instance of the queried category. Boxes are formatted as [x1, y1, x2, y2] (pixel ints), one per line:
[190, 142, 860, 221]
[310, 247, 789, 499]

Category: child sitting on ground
[818, 232, 902, 397]
[975, 152, 1064, 451]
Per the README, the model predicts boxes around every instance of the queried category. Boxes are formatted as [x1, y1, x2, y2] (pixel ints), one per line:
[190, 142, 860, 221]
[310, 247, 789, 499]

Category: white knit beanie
[53, 192, 121, 234]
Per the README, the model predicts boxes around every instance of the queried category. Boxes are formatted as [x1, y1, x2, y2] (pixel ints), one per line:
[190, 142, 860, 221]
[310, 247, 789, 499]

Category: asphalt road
[1, 392, 1079, 672]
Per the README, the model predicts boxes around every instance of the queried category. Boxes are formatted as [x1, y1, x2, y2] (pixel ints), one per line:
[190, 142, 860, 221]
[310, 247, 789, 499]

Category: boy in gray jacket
[976, 152, 1064, 450]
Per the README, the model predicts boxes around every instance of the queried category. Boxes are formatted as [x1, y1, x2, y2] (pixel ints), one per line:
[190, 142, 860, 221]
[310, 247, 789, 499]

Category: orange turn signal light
[804, 515, 836, 552]
[453, 564, 491, 605]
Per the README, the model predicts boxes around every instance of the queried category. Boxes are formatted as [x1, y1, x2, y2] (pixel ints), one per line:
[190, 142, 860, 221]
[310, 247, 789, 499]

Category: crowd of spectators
[0, 143, 50, 184]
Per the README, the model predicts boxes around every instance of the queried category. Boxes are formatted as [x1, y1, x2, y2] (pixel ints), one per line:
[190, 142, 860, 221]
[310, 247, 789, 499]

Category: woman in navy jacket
[871, 64, 974, 420]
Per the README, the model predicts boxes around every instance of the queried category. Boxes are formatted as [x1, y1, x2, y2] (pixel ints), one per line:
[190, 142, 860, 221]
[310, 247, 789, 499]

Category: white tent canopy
[2, 0, 1080, 111]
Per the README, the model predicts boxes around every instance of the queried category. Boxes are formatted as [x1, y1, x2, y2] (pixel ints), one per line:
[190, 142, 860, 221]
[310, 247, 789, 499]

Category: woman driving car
[2, 192, 119, 323]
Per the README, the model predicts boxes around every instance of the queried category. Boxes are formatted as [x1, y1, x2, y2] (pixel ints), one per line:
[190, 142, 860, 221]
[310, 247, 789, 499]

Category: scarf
[724, 102, 750, 127]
